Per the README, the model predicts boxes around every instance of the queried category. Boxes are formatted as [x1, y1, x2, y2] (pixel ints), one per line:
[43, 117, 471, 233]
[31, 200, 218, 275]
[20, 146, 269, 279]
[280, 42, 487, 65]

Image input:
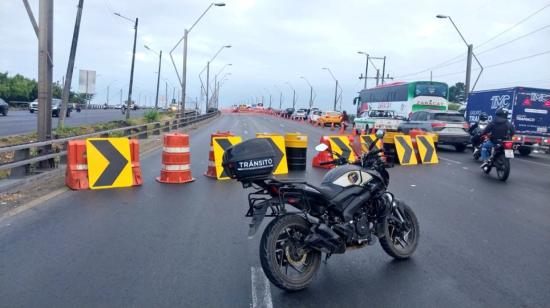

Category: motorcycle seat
[306, 184, 342, 200]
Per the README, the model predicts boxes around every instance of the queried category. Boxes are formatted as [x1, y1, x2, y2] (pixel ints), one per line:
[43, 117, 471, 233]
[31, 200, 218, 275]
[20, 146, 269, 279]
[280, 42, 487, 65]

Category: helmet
[479, 112, 488, 121]
[496, 108, 509, 117]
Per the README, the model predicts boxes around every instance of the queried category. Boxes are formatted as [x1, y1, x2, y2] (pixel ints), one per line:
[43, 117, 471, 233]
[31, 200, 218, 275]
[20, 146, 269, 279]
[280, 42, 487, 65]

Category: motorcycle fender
[248, 200, 270, 237]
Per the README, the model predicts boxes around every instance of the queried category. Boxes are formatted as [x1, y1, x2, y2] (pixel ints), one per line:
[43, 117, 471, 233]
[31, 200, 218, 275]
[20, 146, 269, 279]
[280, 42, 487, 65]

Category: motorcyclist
[469, 112, 489, 149]
[480, 108, 515, 168]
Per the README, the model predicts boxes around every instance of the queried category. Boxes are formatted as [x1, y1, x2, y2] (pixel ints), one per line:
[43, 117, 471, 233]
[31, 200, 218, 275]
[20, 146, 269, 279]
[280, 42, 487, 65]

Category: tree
[0, 72, 85, 103]
[448, 82, 465, 103]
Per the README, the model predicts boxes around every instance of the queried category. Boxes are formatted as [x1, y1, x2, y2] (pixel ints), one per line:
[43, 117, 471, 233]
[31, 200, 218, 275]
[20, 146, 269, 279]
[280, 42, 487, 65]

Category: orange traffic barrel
[204, 131, 233, 178]
[157, 133, 194, 184]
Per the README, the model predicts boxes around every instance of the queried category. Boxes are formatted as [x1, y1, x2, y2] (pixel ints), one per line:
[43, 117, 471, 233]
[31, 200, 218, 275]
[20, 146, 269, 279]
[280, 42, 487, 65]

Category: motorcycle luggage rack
[245, 184, 311, 218]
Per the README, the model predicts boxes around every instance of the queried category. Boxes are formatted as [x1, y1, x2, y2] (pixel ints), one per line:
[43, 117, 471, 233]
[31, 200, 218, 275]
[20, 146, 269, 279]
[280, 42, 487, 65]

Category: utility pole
[376, 70, 380, 86]
[37, 0, 53, 141]
[120, 88, 122, 103]
[430, 71, 433, 82]
[465, 44, 473, 101]
[333, 80, 338, 110]
[106, 86, 110, 104]
[126, 17, 138, 119]
[165, 81, 168, 109]
[269, 94, 272, 108]
[205, 61, 210, 110]
[279, 91, 282, 109]
[381, 56, 386, 84]
[357, 51, 369, 89]
[155, 50, 162, 110]
[59, 0, 83, 128]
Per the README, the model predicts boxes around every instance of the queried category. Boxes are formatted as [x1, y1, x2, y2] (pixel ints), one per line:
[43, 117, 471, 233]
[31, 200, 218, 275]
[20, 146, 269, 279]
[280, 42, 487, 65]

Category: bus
[353, 81, 449, 119]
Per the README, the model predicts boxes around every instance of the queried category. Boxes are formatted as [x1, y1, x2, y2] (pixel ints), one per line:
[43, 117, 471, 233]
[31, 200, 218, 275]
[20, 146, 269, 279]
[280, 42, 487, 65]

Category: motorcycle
[481, 139, 514, 182]
[222, 130, 419, 291]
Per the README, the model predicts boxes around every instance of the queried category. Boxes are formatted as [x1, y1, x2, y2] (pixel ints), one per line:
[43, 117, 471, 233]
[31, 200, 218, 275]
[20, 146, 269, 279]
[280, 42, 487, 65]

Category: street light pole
[205, 45, 231, 111]
[436, 14, 484, 101]
[115, 12, 138, 119]
[322, 67, 338, 110]
[144, 45, 162, 110]
[300, 76, 314, 108]
[357, 51, 369, 89]
[285, 82, 296, 109]
[169, 3, 226, 115]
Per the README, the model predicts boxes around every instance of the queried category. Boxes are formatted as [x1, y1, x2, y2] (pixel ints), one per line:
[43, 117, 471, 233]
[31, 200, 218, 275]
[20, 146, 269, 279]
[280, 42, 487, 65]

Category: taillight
[513, 136, 522, 142]
[503, 141, 513, 149]
[431, 122, 446, 131]
[463, 123, 470, 129]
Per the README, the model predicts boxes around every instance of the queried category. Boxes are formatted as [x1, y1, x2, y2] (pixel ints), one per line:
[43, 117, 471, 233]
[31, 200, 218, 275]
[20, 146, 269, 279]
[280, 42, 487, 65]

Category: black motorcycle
[481, 139, 514, 182]
[471, 122, 488, 160]
[222, 131, 419, 291]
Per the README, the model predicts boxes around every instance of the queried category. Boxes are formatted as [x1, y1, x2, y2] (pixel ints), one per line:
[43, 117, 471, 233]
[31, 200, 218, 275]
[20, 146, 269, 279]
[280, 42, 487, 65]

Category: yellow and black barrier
[285, 133, 308, 171]
[256, 133, 288, 175]
[212, 136, 243, 180]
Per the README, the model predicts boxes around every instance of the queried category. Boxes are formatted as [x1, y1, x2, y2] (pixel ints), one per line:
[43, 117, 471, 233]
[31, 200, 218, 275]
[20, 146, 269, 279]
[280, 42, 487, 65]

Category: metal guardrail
[0, 111, 219, 179]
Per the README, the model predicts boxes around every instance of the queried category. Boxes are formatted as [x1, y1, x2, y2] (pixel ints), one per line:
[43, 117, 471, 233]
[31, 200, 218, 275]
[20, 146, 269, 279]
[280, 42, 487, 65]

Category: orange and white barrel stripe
[157, 133, 194, 184]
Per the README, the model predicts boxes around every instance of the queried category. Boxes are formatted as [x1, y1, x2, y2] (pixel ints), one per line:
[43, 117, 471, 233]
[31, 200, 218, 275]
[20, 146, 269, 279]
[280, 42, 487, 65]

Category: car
[292, 108, 308, 120]
[114, 104, 122, 109]
[397, 110, 470, 152]
[29, 98, 71, 117]
[308, 110, 322, 123]
[354, 109, 404, 132]
[318, 110, 343, 127]
[281, 107, 295, 117]
[0, 98, 8, 116]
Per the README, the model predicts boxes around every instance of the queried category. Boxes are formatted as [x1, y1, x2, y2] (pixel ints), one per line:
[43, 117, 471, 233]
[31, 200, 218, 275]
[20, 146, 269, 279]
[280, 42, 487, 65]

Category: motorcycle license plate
[505, 149, 514, 158]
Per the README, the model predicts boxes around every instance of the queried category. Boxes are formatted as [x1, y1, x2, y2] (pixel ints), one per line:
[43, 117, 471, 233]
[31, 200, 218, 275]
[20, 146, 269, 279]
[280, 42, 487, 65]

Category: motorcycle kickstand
[323, 253, 332, 264]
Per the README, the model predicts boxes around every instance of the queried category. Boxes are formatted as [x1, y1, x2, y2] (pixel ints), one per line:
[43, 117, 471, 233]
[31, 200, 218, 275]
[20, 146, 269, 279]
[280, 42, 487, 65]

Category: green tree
[448, 82, 465, 103]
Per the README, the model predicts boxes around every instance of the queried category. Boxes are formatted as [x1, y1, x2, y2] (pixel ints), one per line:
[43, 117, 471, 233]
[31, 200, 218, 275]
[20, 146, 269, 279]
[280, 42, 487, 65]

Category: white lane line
[251, 266, 273, 308]
[514, 158, 550, 168]
[438, 156, 462, 164]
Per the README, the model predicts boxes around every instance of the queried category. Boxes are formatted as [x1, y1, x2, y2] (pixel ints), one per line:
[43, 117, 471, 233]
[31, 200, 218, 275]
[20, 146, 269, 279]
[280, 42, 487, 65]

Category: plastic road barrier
[285, 133, 308, 171]
[156, 133, 194, 184]
[256, 133, 288, 175]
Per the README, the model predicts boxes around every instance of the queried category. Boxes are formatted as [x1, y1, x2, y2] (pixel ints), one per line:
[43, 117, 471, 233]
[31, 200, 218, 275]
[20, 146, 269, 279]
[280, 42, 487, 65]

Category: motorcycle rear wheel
[259, 214, 321, 292]
[380, 202, 419, 260]
[495, 156, 510, 182]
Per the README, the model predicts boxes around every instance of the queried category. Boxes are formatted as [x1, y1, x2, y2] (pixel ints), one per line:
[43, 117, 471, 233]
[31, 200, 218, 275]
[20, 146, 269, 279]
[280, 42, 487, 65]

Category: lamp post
[322, 67, 339, 110]
[285, 82, 296, 109]
[114, 12, 138, 119]
[436, 14, 483, 101]
[357, 51, 369, 89]
[274, 85, 283, 110]
[300, 76, 314, 108]
[169, 3, 226, 115]
[206, 45, 231, 110]
[106, 79, 117, 105]
[144, 45, 162, 110]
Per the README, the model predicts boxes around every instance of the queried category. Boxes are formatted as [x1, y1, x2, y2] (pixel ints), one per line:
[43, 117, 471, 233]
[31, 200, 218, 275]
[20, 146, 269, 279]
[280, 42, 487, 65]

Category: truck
[353, 109, 403, 132]
[465, 87, 550, 156]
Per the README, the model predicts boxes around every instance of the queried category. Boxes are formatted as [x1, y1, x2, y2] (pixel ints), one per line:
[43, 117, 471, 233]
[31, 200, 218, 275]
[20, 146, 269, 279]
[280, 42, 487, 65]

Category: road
[1, 113, 549, 307]
[0, 109, 146, 136]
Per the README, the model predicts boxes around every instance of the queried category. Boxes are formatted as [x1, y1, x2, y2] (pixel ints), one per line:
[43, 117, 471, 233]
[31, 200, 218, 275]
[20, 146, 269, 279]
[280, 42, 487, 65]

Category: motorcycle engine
[354, 211, 370, 237]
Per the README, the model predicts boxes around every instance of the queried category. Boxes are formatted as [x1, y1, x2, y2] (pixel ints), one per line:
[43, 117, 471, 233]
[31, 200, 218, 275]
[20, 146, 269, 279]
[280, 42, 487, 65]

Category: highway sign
[328, 136, 356, 163]
[256, 134, 288, 175]
[86, 138, 133, 189]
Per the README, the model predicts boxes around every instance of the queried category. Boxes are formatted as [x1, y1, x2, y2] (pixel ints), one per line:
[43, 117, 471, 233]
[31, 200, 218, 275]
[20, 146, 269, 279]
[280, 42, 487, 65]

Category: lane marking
[251, 266, 273, 308]
[515, 158, 550, 168]
[438, 156, 462, 164]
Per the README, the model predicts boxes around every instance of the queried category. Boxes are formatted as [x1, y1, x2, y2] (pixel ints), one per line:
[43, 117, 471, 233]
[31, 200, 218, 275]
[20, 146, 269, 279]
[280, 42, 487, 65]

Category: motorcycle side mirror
[376, 129, 385, 139]
[315, 143, 329, 152]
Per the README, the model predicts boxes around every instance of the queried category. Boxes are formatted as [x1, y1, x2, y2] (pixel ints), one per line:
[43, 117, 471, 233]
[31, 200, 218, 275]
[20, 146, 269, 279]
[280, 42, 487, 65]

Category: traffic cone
[312, 136, 335, 169]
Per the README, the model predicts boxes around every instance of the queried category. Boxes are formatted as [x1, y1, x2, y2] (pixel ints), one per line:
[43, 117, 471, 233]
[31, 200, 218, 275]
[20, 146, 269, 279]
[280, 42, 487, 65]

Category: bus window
[414, 83, 448, 98]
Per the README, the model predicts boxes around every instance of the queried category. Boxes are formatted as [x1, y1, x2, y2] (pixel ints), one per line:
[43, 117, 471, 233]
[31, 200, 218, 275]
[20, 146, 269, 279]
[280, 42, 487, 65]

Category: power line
[477, 2, 550, 48]
[477, 23, 550, 56]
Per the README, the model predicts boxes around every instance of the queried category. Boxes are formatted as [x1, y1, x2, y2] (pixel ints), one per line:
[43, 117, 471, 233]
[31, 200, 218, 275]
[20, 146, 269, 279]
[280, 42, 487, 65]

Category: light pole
[144, 45, 162, 110]
[357, 51, 369, 89]
[436, 14, 483, 101]
[169, 3, 226, 115]
[206, 45, 231, 111]
[300, 76, 315, 108]
[114, 12, 138, 119]
[285, 82, 296, 109]
[216, 72, 231, 108]
[322, 67, 339, 110]
[274, 85, 283, 110]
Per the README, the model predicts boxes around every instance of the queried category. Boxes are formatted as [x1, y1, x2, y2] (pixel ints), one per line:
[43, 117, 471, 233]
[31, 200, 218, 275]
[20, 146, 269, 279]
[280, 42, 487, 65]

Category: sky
[1, 0, 549, 113]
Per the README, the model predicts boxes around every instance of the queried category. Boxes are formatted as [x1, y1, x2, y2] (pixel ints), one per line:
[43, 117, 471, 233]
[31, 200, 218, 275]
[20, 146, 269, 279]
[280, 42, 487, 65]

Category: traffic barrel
[129, 139, 143, 186]
[285, 133, 308, 171]
[312, 136, 334, 169]
[156, 133, 194, 184]
[409, 129, 426, 163]
[65, 140, 89, 190]
[204, 131, 233, 178]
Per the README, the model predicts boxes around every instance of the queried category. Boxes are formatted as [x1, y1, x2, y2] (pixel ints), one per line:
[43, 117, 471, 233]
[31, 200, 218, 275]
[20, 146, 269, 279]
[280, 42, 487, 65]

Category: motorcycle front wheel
[495, 155, 510, 182]
[380, 202, 419, 260]
[259, 214, 321, 292]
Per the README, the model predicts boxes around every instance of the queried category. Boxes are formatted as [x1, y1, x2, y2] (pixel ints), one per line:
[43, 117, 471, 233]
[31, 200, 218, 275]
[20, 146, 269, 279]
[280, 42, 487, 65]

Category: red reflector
[287, 198, 299, 204]
[503, 141, 514, 149]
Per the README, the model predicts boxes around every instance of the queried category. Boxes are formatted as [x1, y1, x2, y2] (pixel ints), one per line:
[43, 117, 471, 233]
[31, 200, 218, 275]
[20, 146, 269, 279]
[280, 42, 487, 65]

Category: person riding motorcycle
[480, 108, 515, 168]
[469, 112, 489, 149]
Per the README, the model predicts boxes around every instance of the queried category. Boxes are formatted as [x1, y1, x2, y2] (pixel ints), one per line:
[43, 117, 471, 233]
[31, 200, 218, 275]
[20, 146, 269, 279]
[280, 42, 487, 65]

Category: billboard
[79, 69, 96, 94]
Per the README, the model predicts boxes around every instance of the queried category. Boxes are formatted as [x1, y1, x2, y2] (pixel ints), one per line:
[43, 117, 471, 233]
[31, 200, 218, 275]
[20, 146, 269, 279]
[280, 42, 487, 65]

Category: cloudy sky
[1, 0, 549, 112]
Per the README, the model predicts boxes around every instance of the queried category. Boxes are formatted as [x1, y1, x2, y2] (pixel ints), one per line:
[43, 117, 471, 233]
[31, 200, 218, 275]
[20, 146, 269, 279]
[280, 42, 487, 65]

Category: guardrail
[0, 111, 219, 179]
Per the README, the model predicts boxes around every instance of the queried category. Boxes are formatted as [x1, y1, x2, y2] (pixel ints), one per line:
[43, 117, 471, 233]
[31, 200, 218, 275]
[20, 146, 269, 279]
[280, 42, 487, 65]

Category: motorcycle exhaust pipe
[305, 224, 345, 254]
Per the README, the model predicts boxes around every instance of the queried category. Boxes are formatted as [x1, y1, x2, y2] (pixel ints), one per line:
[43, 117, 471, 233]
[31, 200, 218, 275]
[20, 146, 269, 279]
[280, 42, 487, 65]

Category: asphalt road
[0, 109, 146, 136]
[1, 113, 549, 307]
